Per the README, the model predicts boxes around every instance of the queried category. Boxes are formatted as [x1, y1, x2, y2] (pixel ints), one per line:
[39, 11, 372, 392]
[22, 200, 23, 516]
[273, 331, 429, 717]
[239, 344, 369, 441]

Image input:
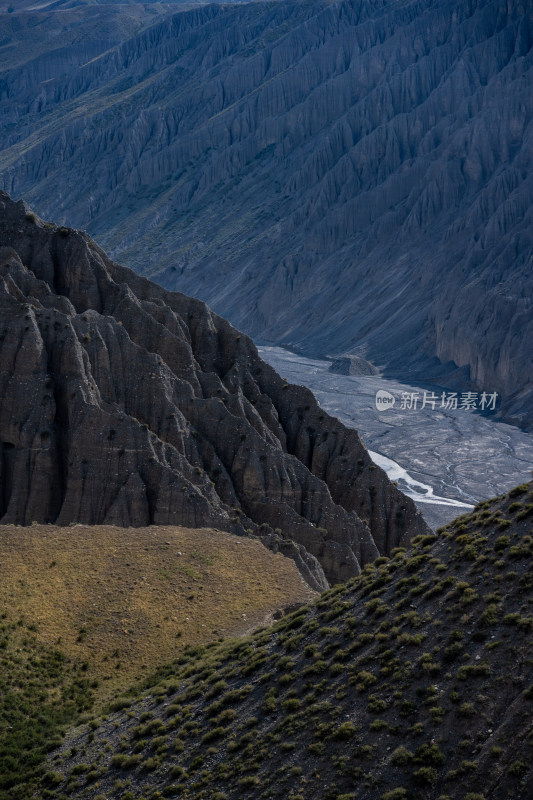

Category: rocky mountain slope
[0, 2, 169, 72]
[0, 192, 428, 589]
[1, 0, 532, 428]
[44, 481, 533, 800]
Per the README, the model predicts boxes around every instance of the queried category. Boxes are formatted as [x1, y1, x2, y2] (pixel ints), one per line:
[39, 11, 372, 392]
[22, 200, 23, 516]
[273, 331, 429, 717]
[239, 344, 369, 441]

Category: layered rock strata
[0, 193, 429, 588]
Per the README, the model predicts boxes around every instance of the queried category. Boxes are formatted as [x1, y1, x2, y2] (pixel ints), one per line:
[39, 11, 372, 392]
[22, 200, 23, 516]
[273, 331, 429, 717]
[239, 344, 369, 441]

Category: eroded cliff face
[1, 0, 532, 428]
[0, 194, 428, 588]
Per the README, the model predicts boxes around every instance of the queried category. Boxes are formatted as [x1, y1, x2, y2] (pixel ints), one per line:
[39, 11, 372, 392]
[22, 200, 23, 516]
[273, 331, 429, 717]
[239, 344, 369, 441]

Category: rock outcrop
[0, 193, 428, 588]
[0, 0, 531, 428]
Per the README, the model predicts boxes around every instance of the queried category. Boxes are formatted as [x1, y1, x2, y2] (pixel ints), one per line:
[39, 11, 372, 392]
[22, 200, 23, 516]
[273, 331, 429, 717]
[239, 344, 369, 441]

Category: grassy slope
[45, 483, 533, 800]
[0, 525, 315, 698]
[0, 524, 315, 798]
[0, 618, 96, 800]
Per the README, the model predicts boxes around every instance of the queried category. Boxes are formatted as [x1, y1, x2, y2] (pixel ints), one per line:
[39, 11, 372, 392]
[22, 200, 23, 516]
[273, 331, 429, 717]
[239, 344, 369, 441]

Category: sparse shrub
[189, 754, 204, 771]
[412, 766, 438, 785]
[516, 504, 533, 520]
[333, 722, 358, 740]
[238, 775, 260, 788]
[429, 706, 445, 722]
[480, 604, 500, 625]
[169, 765, 187, 779]
[458, 701, 476, 716]
[508, 760, 528, 777]
[456, 663, 490, 680]
[508, 484, 528, 498]
[111, 754, 142, 769]
[201, 726, 228, 744]
[212, 708, 236, 725]
[390, 746, 413, 765]
[108, 698, 132, 713]
[368, 695, 387, 713]
[496, 519, 511, 530]
[399, 700, 417, 717]
[302, 659, 328, 676]
[494, 535, 510, 551]
[443, 641, 463, 661]
[503, 612, 521, 625]
[353, 670, 377, 691]
[205, 679, 227, 699]
[365, 598, 390, 617]
[43, 771, 64, 787]
[381, 790, 408, 800]
[71, 763, 89, 775]
[282, 698, 301, 713]
[414, 743, 445, 766]
[280, 740, 296, 752]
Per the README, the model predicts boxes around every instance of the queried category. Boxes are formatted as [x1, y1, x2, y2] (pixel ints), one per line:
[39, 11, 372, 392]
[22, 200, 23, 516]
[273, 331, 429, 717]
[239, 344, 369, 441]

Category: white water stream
[259, 346, 533, 529]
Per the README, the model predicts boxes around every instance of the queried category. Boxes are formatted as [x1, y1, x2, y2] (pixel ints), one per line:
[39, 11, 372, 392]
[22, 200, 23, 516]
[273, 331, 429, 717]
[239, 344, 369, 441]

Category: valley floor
[259, 347, 533, 530]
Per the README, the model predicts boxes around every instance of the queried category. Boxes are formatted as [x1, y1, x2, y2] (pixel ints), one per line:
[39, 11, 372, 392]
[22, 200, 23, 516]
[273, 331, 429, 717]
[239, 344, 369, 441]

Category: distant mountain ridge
[0, 192, 429, 589]
[0, 0, 215, 13]
[1, 0, 532, 427]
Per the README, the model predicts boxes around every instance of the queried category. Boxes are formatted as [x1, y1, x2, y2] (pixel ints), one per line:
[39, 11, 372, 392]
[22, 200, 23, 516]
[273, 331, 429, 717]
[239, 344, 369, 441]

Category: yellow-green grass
[0, 524, 316, 702]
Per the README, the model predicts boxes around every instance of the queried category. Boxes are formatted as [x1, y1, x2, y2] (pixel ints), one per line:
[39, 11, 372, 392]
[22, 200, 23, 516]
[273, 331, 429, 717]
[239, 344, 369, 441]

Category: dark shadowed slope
[1, 0, 532, 428]
[0, 193, 429, 588]
[47, 482, 533, 800]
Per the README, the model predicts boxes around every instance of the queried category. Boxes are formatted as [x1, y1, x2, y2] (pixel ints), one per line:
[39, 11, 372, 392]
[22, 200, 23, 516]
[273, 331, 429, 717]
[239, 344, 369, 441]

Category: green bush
[201, 726, 228, 744]
[111, 754, 142, 769]
[493, 535, 510, 551]
[412, 766, 438, 785]
[169, 765, 187, 778]
[238, 775, 260, 788]
[508, 760, 528, 777]
[353, 670, 377, 691]
[282, 698, 301, 713]
[516, 504, 533, 521]
[456, 663, 490, 680]
[333, 722, 358, 740]
[508, 484, 528, 497]
[381, 790, 408, 800]
[414, 743, 445, 766]
[390, 746, 413, 766]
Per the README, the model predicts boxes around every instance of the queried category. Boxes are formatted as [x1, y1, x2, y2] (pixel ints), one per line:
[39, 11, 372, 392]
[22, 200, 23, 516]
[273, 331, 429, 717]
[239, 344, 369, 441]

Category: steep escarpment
[46, 482, 533, 800]
[1, 0, 532, 427]
[0, 193, 428, 588]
